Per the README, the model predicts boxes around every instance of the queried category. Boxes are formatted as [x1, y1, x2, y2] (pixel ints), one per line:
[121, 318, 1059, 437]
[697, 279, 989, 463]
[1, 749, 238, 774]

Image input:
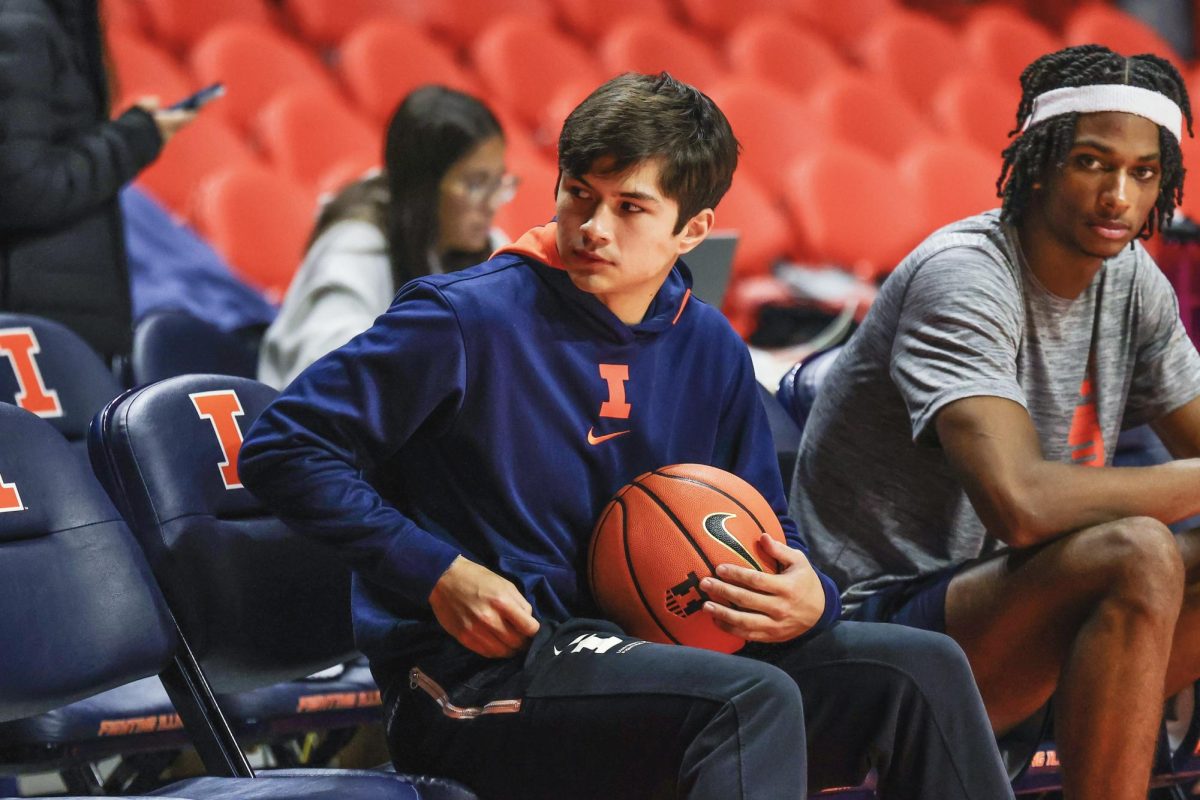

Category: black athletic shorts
[846, 565, 960, 633]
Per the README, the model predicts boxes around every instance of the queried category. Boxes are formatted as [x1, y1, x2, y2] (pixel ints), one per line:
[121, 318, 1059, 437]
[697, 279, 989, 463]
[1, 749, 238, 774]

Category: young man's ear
[676, 208, 715, 255]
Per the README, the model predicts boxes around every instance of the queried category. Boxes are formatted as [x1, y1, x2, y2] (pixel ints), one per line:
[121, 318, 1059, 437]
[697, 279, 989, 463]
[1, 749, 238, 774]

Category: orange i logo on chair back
[190, 390, 246, 490]
[0, 328, 63, 418]
[0, 472, 22, 513]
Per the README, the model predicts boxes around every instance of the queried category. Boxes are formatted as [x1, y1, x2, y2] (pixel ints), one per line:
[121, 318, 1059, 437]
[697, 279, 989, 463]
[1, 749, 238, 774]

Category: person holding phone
[0, 0, 199, 363]
[168, 83, 225, 112]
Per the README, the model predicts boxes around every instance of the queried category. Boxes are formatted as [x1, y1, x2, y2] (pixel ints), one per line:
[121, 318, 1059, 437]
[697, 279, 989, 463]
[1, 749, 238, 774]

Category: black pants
[380, 620, 1013, 800]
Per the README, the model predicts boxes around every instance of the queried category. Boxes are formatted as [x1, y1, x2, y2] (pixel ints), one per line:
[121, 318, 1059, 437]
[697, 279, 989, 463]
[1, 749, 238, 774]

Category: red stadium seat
[105, 31, 195, 110]
[790, 0, 899, 52]
[1064, 5, 1182, 65]
[932, 70, 1022, 159]
[140, 0, 276, 54]
[598, 17, 725, 93]
[1186, 63, 1200, 141]
[551, 0, 669, 39]
[491, 104, 542, 164]
[470, 16, 604, 130]
[192, 165, 316, 299]
[712, 171, 793, 279]
[136, 114, 260, 217]
[337, 19, 480, 126]
[256, 85, 380, 194]
[857, 9, 964, 113]
[709, 80, 816, 201]
[725, 14, 849, 100]
[784, 142, 922, 280]
[426, 0, 554, 47]
[99, 0, 148, 36]
[494, 145, 560, 238]
[318, 160, 380, 198]
[537, 79, 597, 155]
[898, 138, 1002, 234]
[189, 21, 341, 135]
[281, 0, 422, 48]
[962, 6, 1061, 87]
[906, 0, 1075, 29]
[504, 124, 553, 172]
[674, 0, 791, 39]
[808, 71, 934, 162]
[1179, 131, 1200, 222]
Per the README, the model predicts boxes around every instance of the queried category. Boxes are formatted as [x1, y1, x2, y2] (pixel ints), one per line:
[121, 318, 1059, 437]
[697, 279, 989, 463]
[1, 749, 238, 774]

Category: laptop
[684, 232, 738, 307]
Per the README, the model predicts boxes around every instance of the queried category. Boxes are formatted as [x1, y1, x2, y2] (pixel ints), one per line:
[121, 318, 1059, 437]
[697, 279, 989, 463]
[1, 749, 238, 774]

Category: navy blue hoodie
[239, 224, 840, 672]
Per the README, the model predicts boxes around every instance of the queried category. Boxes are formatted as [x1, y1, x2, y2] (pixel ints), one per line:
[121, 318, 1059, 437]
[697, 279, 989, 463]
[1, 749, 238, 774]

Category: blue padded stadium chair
[0, 314, 190, 793]
[0, 313, 122, 461]
[0, 402, 474, 799]
[130, 311, 260, 387]
[775, 345, 843, 434]
[756, 381, 802, 485]
[88, 374, 475, 796]
[0, 316, 382, 791]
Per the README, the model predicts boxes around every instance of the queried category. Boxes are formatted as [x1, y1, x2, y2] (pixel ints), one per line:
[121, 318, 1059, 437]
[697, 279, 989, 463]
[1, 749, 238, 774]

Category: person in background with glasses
[259, 85, 516, 389]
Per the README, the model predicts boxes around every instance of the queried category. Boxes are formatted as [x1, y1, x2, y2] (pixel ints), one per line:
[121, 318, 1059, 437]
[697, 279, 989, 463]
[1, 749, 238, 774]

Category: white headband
[1021, 84, 1183, 141]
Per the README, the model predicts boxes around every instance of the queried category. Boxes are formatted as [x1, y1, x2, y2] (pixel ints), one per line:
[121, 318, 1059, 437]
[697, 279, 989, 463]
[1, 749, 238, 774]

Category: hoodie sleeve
[713, 335, 842, 637]
[239, 281, 466, 605]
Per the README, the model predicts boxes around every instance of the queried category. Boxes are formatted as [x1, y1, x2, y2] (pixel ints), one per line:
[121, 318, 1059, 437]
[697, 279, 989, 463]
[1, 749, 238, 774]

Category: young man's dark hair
[558, 71, 739, 233]
[998, 44, 1193, 237]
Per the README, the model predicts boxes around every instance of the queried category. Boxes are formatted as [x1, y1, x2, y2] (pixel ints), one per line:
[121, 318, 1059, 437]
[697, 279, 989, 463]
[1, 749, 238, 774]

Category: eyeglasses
[451, 173, 520, 206]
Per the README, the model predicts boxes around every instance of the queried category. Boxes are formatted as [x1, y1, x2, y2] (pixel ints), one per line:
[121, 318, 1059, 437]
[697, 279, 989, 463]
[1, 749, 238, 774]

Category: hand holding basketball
[429, 555, 541, 659]
[700, 534, 826, 643]
[588, 463, 797, 653]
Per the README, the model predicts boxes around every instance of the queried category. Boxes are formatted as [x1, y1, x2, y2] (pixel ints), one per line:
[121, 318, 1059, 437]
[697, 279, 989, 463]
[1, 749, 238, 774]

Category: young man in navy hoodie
[239, 73, 1012, 799]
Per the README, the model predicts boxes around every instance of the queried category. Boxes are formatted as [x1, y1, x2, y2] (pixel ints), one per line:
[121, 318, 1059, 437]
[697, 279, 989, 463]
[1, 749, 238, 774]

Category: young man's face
[554, 158, 712, 324]
[1033, 111, 1163, 263]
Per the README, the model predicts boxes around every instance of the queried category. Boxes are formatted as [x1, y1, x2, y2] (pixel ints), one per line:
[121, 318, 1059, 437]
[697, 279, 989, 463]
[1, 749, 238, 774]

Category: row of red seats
[99, 0, 1181, 61]
[99, 0, 1197, 305]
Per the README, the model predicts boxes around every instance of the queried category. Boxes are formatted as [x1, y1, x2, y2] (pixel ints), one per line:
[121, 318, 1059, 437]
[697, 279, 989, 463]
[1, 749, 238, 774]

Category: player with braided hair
[792, 44, 1200, 798]
[998, 44, 1193, 235]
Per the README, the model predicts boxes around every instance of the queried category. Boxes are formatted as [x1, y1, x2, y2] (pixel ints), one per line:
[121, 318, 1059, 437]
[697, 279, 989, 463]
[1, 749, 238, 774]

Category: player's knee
[730, 659, 804, 721]
[854, 625, 974, 694]
[1089, 517, 1183, 615]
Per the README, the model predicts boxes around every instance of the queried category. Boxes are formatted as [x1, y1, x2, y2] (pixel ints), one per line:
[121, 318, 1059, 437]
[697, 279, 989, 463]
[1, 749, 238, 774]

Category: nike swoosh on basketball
[703, 512, 764, 571]
[587, 427, 630, 445]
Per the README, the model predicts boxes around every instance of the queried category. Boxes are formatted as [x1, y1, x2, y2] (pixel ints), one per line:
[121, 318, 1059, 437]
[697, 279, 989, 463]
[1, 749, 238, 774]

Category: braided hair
[997, 44, 1193, 238]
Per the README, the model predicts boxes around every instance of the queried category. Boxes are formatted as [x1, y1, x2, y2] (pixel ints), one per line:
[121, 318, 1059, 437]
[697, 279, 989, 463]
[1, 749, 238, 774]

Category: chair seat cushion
[219, 663, 382, 739]
[153, 769, 478, 799]
[0, 677, 187, 767]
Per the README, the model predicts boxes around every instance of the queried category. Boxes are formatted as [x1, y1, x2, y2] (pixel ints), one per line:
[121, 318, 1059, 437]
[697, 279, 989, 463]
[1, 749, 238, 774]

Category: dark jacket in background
[0, 0, 162, 360]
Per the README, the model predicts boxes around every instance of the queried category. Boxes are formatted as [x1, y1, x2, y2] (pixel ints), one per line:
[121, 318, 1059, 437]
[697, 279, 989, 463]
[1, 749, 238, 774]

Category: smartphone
[168, 83, 225, 112]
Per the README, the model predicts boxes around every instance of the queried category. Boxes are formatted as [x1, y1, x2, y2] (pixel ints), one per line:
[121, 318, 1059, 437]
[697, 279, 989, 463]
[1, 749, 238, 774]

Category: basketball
[587, 463, 787, 653]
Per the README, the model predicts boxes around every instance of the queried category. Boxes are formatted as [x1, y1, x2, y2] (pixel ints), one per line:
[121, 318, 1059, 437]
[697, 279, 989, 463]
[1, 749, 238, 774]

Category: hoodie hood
[494, 222, 694, 342]
[495, 223, 565, 269]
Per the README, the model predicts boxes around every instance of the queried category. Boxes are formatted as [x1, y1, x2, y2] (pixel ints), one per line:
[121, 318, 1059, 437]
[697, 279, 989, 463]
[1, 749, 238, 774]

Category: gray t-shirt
[790, 210, 1200, 614]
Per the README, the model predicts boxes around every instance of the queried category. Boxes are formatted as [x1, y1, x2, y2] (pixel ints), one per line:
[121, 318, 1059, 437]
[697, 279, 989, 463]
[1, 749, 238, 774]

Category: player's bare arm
[937, 395, 1200, 547]
[1152, 394, 1200, 458]
[700, 535, 827, 642]
[428, 555, 540, 659]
